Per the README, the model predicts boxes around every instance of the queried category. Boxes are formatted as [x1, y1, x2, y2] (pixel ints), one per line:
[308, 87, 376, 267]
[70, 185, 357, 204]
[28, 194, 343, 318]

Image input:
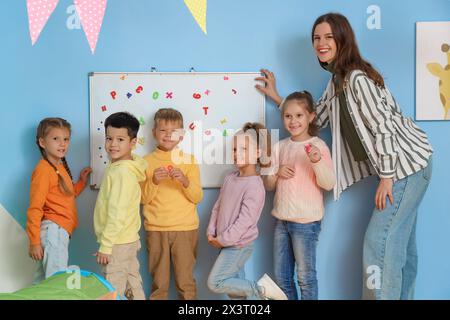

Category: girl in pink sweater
[263, 91, 336, 300]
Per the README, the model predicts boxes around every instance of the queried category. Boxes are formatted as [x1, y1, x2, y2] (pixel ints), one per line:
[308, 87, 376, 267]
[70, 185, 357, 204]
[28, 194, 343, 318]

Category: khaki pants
[102, 240, 145, 300]
[146, 230, 198, 300]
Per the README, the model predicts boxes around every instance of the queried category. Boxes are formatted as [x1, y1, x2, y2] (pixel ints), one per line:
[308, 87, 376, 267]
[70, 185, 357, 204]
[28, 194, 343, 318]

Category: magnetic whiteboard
[89, 72, 265, 188]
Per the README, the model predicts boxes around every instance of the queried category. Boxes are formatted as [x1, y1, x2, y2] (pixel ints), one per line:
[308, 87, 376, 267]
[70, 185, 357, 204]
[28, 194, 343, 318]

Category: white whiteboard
[89, 72, 265, 188]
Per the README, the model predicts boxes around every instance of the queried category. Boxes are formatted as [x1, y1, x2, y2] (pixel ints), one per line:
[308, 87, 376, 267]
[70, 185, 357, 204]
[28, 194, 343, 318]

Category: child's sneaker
[257, 273, 288, 300]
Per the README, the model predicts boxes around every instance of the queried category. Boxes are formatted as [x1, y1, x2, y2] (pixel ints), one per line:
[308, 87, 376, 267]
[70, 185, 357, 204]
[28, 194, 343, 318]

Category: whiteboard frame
[88, 71, 266, 189]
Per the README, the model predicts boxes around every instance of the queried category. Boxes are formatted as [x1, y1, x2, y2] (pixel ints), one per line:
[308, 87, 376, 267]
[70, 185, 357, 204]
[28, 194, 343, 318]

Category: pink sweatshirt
[207, 171, 265, 248]
[264, 136, 336, 223]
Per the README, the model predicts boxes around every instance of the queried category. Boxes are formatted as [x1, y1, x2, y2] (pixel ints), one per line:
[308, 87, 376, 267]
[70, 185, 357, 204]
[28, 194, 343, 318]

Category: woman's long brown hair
[312, 12, 384, 93]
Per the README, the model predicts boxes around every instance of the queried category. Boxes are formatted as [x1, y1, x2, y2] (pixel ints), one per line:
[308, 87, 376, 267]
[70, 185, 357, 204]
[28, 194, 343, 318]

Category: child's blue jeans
[207, 243, 262, 299]
[273, 219, 321, 300]
[33, 220, 70, 284]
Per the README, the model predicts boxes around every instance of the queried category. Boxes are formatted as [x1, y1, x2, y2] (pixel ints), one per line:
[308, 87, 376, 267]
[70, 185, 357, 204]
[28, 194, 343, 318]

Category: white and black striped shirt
[313, 70, 433, 200]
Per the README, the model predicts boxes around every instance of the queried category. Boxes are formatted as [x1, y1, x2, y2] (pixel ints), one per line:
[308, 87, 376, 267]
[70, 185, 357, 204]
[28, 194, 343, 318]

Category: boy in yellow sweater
[93, 112, 147, 300]
[141, 108, 203, 300]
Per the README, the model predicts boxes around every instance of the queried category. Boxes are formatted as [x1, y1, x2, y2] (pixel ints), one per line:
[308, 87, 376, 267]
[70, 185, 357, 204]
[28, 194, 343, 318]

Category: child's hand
[169, 168, 189, 188]
[305, 144, 321, 163]
[277, 165, 295, 179]
[207, 235, 222, 249]
[29, 244, 44, 261]
[79, 167, 92, 184]
[152, 167, 169, 185]
[94, 251, 111, 265]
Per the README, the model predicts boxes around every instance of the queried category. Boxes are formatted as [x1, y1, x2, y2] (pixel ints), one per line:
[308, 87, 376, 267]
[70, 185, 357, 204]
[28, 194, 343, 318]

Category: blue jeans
[207, 243, 262, 299]
[33, 220, 70, 284]
[273, 219, 321, 300]
[363, 158, 432, 300]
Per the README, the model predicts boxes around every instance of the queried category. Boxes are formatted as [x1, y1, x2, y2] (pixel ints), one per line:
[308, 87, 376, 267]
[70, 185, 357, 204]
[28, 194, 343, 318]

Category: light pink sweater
[263, 136, 336, 224]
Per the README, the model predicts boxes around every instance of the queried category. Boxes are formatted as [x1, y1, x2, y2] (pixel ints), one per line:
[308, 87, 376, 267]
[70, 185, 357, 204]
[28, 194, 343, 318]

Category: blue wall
[1, 0, 449, 299]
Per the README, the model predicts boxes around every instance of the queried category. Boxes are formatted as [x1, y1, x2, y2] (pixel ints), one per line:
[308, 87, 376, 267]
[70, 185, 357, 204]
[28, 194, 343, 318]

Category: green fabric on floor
[0, 271, 116, 300]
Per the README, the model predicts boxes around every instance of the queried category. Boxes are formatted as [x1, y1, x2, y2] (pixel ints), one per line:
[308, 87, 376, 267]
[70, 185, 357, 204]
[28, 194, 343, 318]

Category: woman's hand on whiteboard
[170, 168, 189, 188]
[255, 69, 283, 106]
[277, 165, 295, 179]
[79, 167, 92, 184]
[152, 167, 169, 185]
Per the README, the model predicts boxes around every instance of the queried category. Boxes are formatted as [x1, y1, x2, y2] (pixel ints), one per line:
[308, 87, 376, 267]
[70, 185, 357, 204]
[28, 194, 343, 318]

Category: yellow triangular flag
[184, 0, 207, 34]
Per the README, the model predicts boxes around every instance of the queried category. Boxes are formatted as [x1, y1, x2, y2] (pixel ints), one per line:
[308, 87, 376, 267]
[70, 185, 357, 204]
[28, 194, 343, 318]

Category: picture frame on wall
[415, 21, 450, 121]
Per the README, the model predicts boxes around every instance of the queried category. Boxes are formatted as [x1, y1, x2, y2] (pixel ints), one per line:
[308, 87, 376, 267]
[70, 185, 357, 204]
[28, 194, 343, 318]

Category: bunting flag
[74, 0, 108, 54]
[26, 0, 59, 45]
[26, 1, 206, 53]
[184, 0, 207, 34]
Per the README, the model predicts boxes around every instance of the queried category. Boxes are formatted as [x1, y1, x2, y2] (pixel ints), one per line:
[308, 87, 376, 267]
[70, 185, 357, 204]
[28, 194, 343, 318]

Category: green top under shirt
[323, 62, 369, 162]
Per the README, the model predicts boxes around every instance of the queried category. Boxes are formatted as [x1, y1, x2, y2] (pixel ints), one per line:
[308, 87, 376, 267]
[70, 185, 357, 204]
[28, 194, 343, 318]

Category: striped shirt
[311, 70, 433, 200]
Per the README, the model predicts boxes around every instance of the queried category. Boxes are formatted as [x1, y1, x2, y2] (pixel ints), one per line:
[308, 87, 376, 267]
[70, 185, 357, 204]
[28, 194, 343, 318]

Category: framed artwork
[416, 21, 450, 121]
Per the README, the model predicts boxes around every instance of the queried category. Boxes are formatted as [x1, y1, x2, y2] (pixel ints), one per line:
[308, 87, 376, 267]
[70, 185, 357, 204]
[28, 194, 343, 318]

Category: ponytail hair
[36, 118, 74, 196]
[280, 91, 320, 137]
[239, 122, 272, 168]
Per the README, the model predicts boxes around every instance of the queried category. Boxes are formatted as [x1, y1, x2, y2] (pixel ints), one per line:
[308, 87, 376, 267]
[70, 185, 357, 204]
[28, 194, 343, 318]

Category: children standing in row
[263, 91, 335, 300]
[93, 112, 147, 300]
[140, 108, 203, 300]
[26, 118, 91, 283]
[26, 99, 336, 300]
[206, 122, 287, 300]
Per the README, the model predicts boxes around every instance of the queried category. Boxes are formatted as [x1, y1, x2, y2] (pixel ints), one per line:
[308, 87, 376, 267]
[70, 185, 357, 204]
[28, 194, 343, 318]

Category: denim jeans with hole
[33, 220, 70, 284]
[363, 157, 432, 300]
[273, 219, 321, 300]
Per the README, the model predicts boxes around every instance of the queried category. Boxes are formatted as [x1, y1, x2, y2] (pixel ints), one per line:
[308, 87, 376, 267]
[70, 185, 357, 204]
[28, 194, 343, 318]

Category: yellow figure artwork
[427, 43, 450, 120]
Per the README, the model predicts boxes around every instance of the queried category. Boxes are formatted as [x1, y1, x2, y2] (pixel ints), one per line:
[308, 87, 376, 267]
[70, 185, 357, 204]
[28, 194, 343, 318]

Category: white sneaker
[257, 273, 288, 300]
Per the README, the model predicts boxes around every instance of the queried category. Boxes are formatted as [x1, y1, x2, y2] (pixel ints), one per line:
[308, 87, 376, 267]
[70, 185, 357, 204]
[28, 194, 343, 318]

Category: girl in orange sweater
[26, 118, 91, 283]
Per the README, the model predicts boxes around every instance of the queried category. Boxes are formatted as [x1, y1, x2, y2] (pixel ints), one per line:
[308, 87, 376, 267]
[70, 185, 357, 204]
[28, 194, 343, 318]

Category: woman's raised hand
[255, 69, 283, 106]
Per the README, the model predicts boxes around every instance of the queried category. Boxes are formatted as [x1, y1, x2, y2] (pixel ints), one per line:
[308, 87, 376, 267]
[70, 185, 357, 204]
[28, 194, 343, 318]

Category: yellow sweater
[141, 147, 203, 231]
[94, 154, 148, 254]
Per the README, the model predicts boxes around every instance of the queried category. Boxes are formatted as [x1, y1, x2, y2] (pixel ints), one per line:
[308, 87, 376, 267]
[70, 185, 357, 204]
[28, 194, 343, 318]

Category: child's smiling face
[152, 120, 184, 152]
[105, 126, 136, 162]
[38, 127, 71, 164]
[282, 101, 315, 140]
[232, 134, 259, 169]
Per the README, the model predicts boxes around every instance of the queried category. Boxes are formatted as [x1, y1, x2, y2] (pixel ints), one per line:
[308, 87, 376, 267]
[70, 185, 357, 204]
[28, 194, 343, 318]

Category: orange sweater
[26, 159, 85, 246]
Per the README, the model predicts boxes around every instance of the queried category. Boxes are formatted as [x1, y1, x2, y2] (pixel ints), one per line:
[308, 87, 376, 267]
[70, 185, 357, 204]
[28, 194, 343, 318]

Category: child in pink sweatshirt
[207, 123, 287, 300]
[263, 91, 336, 300]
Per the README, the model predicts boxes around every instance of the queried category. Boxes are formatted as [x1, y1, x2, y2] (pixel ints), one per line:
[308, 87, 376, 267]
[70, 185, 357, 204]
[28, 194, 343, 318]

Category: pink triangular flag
[26, 0, 59, 45]
[74, 0, 107, 54]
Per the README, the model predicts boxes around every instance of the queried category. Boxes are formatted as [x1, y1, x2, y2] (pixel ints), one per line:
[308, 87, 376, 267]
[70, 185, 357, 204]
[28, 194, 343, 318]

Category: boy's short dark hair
[104, 112, 140, 139]
[154, 108, 184, 128]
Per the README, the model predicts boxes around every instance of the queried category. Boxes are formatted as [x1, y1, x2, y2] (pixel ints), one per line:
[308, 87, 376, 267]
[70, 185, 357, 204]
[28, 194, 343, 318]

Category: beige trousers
[102, 240, 145, 300]
[146, 230, 198, 300]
